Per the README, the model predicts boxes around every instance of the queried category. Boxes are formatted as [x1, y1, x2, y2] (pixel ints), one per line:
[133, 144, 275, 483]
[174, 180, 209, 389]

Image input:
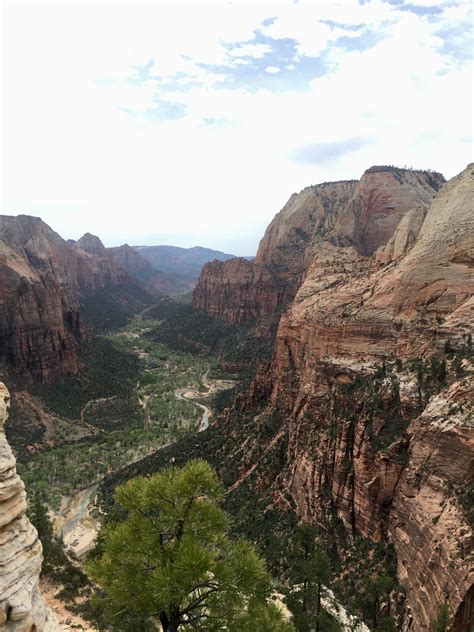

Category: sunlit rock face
[0, 382, 58, 631]
[260, 165, 474, 629]
[193, 166, 445, 329]
[207, 165, 473, 629]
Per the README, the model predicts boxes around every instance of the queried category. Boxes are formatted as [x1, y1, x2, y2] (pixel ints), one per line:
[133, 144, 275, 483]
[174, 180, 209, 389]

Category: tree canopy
[88, 459, 293, 631]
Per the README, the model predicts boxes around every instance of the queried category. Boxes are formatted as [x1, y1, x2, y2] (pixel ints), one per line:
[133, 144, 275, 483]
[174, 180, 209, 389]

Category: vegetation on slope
[143, 298, 273, 373]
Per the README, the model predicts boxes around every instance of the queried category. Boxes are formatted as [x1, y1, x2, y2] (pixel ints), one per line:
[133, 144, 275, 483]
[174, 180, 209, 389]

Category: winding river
[54, 370, 234, 558]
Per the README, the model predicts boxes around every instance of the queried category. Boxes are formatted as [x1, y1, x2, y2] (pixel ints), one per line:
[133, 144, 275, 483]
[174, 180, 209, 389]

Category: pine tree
[431, 602, 451, 632]
[28, 491, 57, 568]
[356, 572, 395, 630]
[88, 460, 294, 632]
[284, 523, 340, 632]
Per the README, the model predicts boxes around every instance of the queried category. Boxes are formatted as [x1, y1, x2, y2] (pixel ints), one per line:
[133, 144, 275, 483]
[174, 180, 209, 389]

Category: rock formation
[75, 232, 107, 257]
[107, 243, 158, 283]
[107, 243, 171, 295]
[0, 217, 134, 384]
[193, 166, 445, 327]
[193, 164, 473, 628]
[72, 232, 130, 291]
[0, 382, 58, 630]
[0, 216, 85, 384]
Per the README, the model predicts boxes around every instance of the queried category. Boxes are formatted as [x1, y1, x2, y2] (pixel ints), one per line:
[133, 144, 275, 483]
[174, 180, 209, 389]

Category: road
[174, 369, 235, 432]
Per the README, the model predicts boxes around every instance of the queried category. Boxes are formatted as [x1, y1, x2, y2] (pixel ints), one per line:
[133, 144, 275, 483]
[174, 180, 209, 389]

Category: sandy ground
[273, 589, 369, 631]
[53, 486, 99, 559]
[40, 578, 96, 631]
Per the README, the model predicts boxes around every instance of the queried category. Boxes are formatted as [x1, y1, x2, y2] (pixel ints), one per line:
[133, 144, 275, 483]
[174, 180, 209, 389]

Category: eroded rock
[0, 382, 58, 631]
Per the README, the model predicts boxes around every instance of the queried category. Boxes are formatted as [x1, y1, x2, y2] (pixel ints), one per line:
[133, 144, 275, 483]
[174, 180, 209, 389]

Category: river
[53, 370, 235, 557]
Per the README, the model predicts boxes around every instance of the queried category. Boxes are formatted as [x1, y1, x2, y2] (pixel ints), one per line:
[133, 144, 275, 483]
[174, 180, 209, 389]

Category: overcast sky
[1, 0, 472, 254]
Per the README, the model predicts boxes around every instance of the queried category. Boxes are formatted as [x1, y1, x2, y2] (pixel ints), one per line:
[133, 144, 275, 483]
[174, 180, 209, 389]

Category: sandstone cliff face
[193, 167, 444, 327]
[0, 217, 131, 384]
[107, 243, 171, 295]
[390, 379, 473, 631]
[192, 257, 292, 328]
[267, 166, 473, 628]
[75, 232, 107, 257]
[0, 216, 85, 384]
[209, 166, 472, 629]
[107, 243, 157, 283]
[73, 233, 130, 292]
[0, 382, 58, 631]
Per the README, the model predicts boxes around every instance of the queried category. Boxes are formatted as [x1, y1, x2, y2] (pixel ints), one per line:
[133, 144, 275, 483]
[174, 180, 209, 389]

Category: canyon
[0, 217, 241, 387]
[0, 217, 136, 385]
[192, 165, 473, 629]
[193, 166, 445, 328]
[0, 164, 471, 631]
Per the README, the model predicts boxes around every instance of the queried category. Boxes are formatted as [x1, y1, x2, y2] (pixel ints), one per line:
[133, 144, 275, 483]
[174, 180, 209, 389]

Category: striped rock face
[0, 382, 58, 631]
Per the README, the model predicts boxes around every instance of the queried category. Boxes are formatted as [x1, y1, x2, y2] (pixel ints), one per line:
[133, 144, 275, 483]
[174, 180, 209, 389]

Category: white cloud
[227, 43, 272, 58]
[265, 66, 281, 74]
[1, 1, 472, 254]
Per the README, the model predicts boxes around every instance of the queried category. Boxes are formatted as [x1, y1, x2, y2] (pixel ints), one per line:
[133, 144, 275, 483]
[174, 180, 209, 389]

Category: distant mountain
[133, 245, 236, 280]
[107, 244, 157, 284]
[107, 244, 198, 295]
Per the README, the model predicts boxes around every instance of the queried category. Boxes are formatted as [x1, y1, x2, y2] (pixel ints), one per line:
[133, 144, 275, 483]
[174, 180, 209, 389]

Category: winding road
[174, 368, 235, 432]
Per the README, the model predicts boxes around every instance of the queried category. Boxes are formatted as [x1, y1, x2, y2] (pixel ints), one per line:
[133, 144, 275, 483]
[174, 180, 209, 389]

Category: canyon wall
[0, 382, 58, 630]
[107, 243, 175, 295]
[193, 167, 445, 327]
[197, 165, 473, 628]
[0, 217, 134, 384]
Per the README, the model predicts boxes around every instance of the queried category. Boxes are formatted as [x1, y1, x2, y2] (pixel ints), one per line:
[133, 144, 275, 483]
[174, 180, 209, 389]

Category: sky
[1, 0, 473, 255]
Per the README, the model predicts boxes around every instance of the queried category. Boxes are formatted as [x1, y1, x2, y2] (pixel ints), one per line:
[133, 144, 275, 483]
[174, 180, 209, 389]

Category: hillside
[134, 244, 237, 281]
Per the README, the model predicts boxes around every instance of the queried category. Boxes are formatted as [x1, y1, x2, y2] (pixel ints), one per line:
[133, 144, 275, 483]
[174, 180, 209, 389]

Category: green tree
[28, 491, 58, 570]
[452, 355, 464, 377]
[356, 572, 395, 630]
[431, 602, 451, 632]
[284, 524, 340, 632]
[88, 460, 293, 632]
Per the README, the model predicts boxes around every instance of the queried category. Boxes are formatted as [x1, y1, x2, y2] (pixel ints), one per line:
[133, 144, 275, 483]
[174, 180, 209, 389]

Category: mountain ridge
[188, 163, 473, 629]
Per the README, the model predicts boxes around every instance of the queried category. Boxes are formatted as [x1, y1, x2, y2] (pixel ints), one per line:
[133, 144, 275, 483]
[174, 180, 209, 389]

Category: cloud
[227, 43, 272, 58]
[290, 138, 372, 164]
[265, 66, 281, 73]
[2, 1, 472, 254]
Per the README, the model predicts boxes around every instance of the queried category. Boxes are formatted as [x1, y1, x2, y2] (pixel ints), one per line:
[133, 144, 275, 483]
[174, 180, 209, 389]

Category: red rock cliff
[193, 167, 444, 327]
[0, 217, 131, 384]
[213, 165, 472, 629]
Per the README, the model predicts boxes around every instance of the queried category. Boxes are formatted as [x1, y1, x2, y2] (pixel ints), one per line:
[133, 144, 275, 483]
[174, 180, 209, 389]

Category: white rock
[0, 382, 60, 631]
